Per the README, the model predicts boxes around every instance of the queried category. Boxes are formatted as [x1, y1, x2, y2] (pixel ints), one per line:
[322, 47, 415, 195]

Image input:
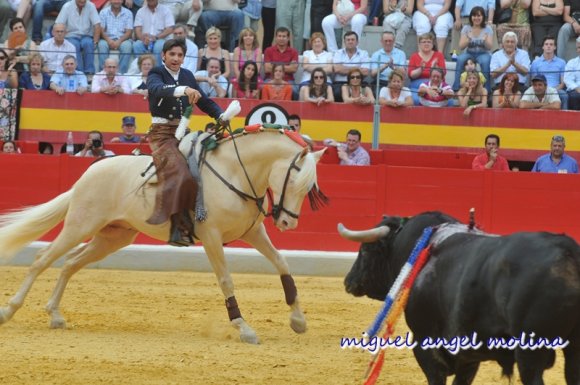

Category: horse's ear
[311, 148, 326, 164]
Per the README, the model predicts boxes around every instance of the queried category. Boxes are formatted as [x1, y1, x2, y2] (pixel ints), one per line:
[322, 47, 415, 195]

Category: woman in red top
[232, 60, 262, 99]
[407, 32, 447, 105]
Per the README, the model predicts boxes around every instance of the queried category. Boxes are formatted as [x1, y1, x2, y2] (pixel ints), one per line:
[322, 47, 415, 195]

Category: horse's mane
[294, 152, 318, 196]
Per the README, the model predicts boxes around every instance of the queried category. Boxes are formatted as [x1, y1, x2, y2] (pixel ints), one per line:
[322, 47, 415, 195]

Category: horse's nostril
[282, 220, 289, 227]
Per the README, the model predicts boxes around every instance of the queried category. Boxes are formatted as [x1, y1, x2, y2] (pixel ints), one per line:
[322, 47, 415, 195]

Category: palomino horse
[0, 126, 326, 344]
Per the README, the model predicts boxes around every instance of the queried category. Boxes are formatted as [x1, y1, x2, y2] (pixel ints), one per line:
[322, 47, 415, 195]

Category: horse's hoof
[0, 307, 8, 325]
[240, 330, 260, 345]
[49, 318, 66, 329]
[290, 314, 307, 334]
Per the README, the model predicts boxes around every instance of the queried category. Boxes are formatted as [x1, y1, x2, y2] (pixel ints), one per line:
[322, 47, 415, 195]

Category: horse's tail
[0, 190, 72, 262]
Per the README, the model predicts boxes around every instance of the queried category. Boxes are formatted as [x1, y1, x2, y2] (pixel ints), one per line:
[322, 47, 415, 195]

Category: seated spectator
[197, 27, 231, 79]
[321, 0, 368, 53]
[370, 31, 406, 89]
[418, 66, 454, 107]
[263, 27, 299, 82]
[492, 72, 522, 107]
[6, 0, 32, 32]
[232, 27, 262, 80]
[564, 36, 580, 110]
[287, 114, 302, 132]
[91, 57, 131, 94]
[197, 0, 244, 51]
[195, 57, 228, 97]
[260, 63, 293, 100]
[133, 0, 175, 66]
[407, 32, 447, 105]
[130, 53, 156, 97]
[413, 0, 454, 54]
[39, 142, 54, 154]
[382, 0, 413, 50]
[2, 140, 18, 153]
[453, 7, 493, 93]
[457, 70, 488, 116]
[557, 0, 580, 59]
[323, 129, 370, 166]
[379, 68, 414, 107]
[4, 18, 38, 73]
[18, 53, 50, 90]
[75, 130, 116, 157]
[457, 57, 487, 89]
[490, 31, 531, 89]
[531, 0, 564, 57]
[520, 73, 561, 109]
[496, 0, 532, 52]
[32, 0, 69, 43]
[111, 116, 141, 143]
[532, 134, 578, 173]
[342, 68, 375, 105]
[39, 23, 76, 75]
[530, 36, 567, 109]
[49, 54, 89, 95]
[97, 0, 134, 74]
[232, 60, 261, 99]
[0, 49, 18, 88]
[299, 67, 334, 105]
[56, 0, 101, 75]
[299, 32, 333, 87]
[331, 31, 370, 102]
[472, 134, 510, 171]
[173, 24, 198, 73]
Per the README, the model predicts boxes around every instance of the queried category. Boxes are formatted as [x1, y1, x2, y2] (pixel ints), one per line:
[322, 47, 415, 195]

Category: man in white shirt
[98, 0, 134, 74]
[194, 57, 228, 97]
[173, 24, 198, 73]
[332, 31, 370, 102]
[133, 0, 175, 65]
[564, 36, 580, 110]
[197, 0, 244, 51]
[39, 23, 77, 74]
[520, 74, 561, 109]
[91, 57, 132, 94]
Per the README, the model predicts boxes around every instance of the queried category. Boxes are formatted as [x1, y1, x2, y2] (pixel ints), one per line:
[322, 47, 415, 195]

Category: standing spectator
[452, 6, 493, 92]
[452, 0, 495, 53]
[379, 68, 414, 107]
[407, 32, 446, 104]
[311, 0, 332, 35]
[322, 0, 368, 53]
[194, 56, 228, 97]
[130, 53, 156, 95]
[261, 63, 293, 100]
[91, 57, 131, 94]
[56, 0, 101, 75]
[418, 66, 454, 106]
[331, 31, 370, 102]
[324, 129, 371, 166]
[232, 60, 261, 98]
[4, 18, 38, 73]
[263, 27, 299, 82]
[197, 27, 231, 79]
[98, 0, 134, 74]
[197, 0, 245, 51]
[299, 67, 334, 104]
[496, 0, 532, 52]
[472, 134, 510, 171]
[49, 55, 89, 94]
[276, 0, 306, 52]
[564, 36, 580, 109]
[111, 116, 141, 143]
[133, 0, 175, 66]
[490, 31, 530, 89]
[492, 72, 522, 107]
[382, 0, 414, 50]
[530, 36, 567, 109]
[531, 0, 563, 57]
[159, 0, 202, 31]
[457, 70, 488, 116]
[413, 0, 453, 55]
[370, 31, 406, 89]
[32, 0, 69, 43]
[262, 0, 277, 49]
[232, 27, 262, 79]
[173, 24, 199, 73]
[557, 0, 580, 59]
[39, 23, 77, 75]
[18, 53, 51, 90]
[342, 67, 375, 104]
[75, 130, 116, 157]
[242, 0, 262, 32]
[520, 73, 561, 109]
[299, 32, 333, 86]
[0, 49, 18, 88]
[531, 134, 578, 173]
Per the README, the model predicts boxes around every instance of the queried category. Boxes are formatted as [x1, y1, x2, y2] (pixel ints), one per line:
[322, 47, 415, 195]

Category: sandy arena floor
[0, 267, 566, 385]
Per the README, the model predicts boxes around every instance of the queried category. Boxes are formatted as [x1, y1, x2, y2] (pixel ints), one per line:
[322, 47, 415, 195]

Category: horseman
[147, 38, 224, 247]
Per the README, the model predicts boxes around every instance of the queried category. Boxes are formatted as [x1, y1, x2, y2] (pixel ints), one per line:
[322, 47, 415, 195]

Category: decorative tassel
[308, 187, 330, 211]
[175, 106, 193, 141]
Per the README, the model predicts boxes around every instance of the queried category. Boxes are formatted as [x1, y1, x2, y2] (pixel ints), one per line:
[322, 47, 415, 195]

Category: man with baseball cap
[111, 116, 142, 143]
[520, 73, 562, 109]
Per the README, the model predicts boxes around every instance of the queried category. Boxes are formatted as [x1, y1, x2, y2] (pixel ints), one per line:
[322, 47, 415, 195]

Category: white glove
[220, 100, 241, 123]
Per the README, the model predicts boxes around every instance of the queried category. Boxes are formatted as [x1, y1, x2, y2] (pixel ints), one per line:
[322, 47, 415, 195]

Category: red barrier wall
[2, 154, 580, 252]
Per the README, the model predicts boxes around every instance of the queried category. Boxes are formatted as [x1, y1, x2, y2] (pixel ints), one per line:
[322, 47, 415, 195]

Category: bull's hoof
[49, 318, 66, 329]
[290, 314, 307, 334]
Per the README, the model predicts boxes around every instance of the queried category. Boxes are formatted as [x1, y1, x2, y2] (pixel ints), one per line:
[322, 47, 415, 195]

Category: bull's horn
[337, 223, 390, 243]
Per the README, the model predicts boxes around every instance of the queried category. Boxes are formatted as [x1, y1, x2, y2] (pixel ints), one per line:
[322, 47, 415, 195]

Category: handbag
[496, 7, 513, 24]
[337, 0, 355, 16]
[384, 10, 406, 29]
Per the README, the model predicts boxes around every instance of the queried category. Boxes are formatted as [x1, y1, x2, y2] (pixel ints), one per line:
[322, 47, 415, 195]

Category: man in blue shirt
[370, 31, 406, 89]
[530, 36, 568, 109]
[532, 135, 579, 173]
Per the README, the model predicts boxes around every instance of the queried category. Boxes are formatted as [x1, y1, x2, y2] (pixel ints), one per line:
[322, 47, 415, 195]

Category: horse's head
[269, 147, 327, 232]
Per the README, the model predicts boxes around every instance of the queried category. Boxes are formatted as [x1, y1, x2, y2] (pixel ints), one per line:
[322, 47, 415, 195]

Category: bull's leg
[241, 223, 306, 334]
[515, 349, 554, 385]
[45, 226, 138, 329]
[564, 343, 580, 385]
[452, 362, 479, 385]
[202, 236, 258, 344]
[412, 348, 449, 385]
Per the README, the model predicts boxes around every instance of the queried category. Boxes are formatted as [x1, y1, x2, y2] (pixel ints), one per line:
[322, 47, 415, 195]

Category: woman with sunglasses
[0, 49, 18, 89]
[342, 68, 374, 105]
[299, 67, 334, 105]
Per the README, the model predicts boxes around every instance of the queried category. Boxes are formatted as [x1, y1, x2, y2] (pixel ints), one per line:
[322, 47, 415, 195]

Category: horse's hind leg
[241, 223, 307, 334]
[45, 226, 138, 329]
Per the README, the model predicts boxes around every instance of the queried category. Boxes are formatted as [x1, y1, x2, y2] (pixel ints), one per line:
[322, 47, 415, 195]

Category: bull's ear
[311, 148, 326, 164]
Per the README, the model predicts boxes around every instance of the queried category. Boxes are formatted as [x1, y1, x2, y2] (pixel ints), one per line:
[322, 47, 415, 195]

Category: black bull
[340, 211, 580, 385]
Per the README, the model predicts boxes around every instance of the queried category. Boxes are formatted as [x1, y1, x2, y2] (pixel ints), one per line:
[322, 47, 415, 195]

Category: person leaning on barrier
[323, 129, 371, 166]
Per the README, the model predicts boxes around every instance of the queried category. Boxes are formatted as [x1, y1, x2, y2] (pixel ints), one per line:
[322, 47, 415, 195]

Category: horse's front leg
[241, 223, 307, 334]
[202, 236, 259, 344]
